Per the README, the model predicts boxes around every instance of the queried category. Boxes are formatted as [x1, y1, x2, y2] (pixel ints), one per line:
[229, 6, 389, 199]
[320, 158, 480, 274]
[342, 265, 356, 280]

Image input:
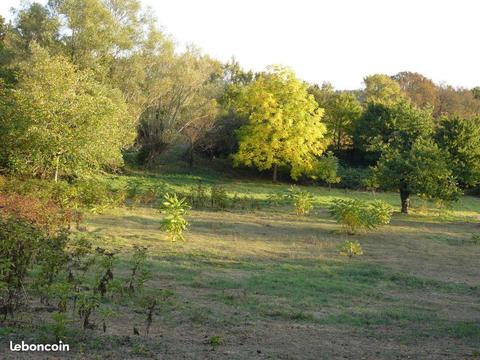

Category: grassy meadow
[2, 164, 478, 359]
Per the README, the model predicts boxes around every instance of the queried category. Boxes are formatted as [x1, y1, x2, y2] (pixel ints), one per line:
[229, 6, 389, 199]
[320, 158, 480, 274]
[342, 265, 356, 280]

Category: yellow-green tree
[364, 74, 404, 105]
[232, 66, 329, 181]
[1, 44, 135, 180]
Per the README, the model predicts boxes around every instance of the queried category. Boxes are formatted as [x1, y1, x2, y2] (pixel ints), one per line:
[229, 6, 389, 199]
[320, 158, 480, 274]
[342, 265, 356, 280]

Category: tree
[232, 66, 329, 181]
[363, 74, 404, 105]
[196, 59, 254, 159]
[392, 71, 439, 109]
[137, 48, 221, 164]
[376, 138, 459, 213]
[11, 2, 60, 52]
[436, 85, 480, 118]
[436, 116, 480, 188]
[361, 100, 459, 213]
[472, 87, 480, 100]
[314, 152, 341, 188]
[0, 44, 135, 180]
[324, 92, 362, 151]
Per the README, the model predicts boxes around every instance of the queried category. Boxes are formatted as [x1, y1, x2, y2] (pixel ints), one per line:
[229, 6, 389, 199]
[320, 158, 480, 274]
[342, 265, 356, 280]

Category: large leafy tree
[324, 92, 362, 151]
[436, 116, 480, 188]
[137, 48, 221, 164]
[363, 74, 404, 105]
[0, 44, 135, 180]
[361, 100, 459, 213]
[232, 66, 329, 181]
[309, 84, 362, 152]
[436, 85, 480, 118]
[392, 71, 439, 110]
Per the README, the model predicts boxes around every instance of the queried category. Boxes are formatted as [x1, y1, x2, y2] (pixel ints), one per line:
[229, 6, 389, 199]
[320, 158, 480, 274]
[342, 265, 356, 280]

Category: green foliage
[77, 292, 101, 329]
[287, 186, 314, 216]
[1, 176, 122, 215]
[35, 230, 69, 302]
[232, 66, 329, 180]
[436, 116, 480, 188]
[207, 335, 224, 350]
[0, 44, 135, 179]
[338, 240, 363, 259]
[210, 184, 229, 209]
[310, 87, 362, 151]
[329, 199, 393, 234]
[0, 217, 48, 317]
[313, 152, 341, 187]
[337, 166, 374, 190]
[364, 74, 404, 105]
[188, 180, 209, 208]
[51, 312, 72, 341]
[138, 49, 221, 164]
[160, 193, 190, 242]
[358, 99, 459, 213]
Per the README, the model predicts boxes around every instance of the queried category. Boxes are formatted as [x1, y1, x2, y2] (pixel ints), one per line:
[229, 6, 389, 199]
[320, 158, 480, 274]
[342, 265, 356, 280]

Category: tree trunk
[400, 188, 410, 214]
[273, 164, 278, 182]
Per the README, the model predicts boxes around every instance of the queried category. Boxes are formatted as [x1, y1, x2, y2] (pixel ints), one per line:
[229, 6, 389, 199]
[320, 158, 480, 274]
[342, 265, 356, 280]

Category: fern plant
[160, 193, 190, 242]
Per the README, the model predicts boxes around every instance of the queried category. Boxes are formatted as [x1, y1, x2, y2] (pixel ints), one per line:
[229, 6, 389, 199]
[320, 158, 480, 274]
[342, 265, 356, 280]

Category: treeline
[0, 1, 480, 213]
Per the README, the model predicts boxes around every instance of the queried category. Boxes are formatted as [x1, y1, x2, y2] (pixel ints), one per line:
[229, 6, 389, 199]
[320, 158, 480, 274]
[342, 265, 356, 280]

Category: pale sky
[2, 0, 479, 89]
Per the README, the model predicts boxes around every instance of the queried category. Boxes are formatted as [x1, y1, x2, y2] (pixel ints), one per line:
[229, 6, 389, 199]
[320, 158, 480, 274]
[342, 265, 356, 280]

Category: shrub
[0, 217, 49, 317]
[329, 198, 393, 234]
[75, 178, 112, 213]
[315, 152, 341, 188]
[337, 166, 373, 190]
[288, 186, 314, 215]
[367, 200, 394, 226]
[126, 179, 165, 206]
[339, 240, 363, 259]
[210, 184, 229, 209]
[0, 193, 73, 233]
[160, 193, 190, 241]
[188, 180, 209, 208]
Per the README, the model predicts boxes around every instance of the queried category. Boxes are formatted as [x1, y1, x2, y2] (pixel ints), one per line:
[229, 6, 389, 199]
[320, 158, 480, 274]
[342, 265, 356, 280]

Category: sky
[1, 0, 479, 90]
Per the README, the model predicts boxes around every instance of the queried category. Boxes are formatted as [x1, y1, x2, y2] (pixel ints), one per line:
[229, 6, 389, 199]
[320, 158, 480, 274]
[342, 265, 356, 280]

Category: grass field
[2, 165, 480, 359]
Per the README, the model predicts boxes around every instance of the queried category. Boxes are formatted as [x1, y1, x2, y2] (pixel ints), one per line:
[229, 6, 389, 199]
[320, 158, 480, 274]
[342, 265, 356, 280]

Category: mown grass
[3, 164, 478, 358]
[75, 165, 480, 357]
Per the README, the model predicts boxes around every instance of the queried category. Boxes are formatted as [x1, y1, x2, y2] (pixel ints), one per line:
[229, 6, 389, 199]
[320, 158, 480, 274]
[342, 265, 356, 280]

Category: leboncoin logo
[10, 340, 70, 352]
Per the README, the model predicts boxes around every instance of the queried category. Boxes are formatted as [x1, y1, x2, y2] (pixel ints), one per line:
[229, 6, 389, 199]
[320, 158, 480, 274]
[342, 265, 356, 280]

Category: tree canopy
[0, 44, 134, 179]
[232, 66, 329, 181]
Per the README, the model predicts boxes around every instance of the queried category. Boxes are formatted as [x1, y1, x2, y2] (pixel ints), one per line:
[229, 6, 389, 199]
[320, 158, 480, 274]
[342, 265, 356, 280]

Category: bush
[0, 217, 50, 317]
[338, 240, 363, 259]
[315, 152, 341, 188]
[160, 193, 190, 242]
[329, 198, 393, 234]
[1, 176, 119, 215]
[337, 166, 376, 190]
[126, 178, 165, 206]
[0, 193, 75, 233]
[210, 184, 229, 209]
[288, 186, 314, 215]
[188, 180, 209, 208]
